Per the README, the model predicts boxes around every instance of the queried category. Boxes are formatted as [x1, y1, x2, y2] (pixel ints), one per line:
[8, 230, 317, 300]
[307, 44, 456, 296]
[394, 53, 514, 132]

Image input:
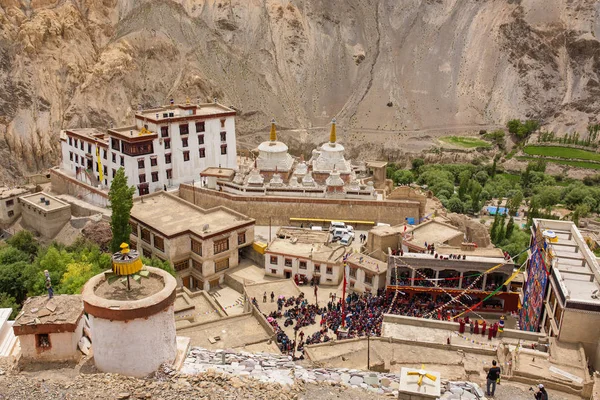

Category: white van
[330, 221, 346, 232]
[332, 228, 355, 239]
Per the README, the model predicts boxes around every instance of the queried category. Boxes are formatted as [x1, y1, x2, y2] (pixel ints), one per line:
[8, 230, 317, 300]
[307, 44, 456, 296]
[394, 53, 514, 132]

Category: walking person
[486, 360, 501, 397]
[263, 291, 267, 303]
[534, 384, 548, 400]
[271, 291, 275, 302]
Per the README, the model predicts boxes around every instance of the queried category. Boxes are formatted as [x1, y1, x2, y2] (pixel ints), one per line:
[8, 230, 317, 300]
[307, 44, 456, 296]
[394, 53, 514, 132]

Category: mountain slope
[0, 0, 598, 181]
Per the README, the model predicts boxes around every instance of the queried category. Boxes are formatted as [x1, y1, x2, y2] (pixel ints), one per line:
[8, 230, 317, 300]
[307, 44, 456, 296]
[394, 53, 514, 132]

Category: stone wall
[558, 309, 600, 370]
[50, 168, 108, 208]
[382, 314, 546, 342]
[179, 185, 422, 227]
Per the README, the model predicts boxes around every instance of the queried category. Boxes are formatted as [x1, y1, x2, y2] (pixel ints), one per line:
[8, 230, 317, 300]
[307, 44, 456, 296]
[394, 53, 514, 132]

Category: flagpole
[342, 258, 348, 328]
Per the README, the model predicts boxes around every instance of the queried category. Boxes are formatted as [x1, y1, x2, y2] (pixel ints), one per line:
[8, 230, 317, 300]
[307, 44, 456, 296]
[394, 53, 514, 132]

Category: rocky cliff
[0, 0, 599, 182]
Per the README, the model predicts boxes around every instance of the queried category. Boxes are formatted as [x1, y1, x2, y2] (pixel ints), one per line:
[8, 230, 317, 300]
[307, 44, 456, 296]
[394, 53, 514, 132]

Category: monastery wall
[178, 185, 421, 227]
[50, 168, 109, 208]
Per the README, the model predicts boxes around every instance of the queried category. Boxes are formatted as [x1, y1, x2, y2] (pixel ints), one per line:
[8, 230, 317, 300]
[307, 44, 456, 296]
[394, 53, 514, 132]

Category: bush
[447, 197, 465, 213]
[393, 170, 415, 185]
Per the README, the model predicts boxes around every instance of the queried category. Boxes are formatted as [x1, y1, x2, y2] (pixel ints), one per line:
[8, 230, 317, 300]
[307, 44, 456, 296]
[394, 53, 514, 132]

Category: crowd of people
[252, 285, 504, 357]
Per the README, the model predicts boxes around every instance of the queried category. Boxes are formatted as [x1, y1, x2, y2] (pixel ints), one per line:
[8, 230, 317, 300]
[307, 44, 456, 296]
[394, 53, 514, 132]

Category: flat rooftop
[108, 125, 157, 139]
[346, 252, 387, 273]
[13, 295, 83, 333]
[19, 192, 70, 212]
[393, 250, 507, 266]
[0, 186, 29, 199]
[369, 224, 405, 237]
[200, 167, 236, 179]
[276, 227, 330, 244]
[177, 314, 271, 350]
[267, 229, 343, 264]
[130, 192, 253, 238]
[405, 220, 464, 246]
[65, 128, 107, 140]
[136, 103, 235, 121]
[365, 161, 388, 169]
[436, 245, 505, 258]
[533, 219, 600, 306]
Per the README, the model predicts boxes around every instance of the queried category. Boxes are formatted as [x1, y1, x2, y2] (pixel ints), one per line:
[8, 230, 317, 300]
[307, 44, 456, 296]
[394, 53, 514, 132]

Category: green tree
[498, 229, 530, 265]
[142, 257, 176, 277]
[507, 119, 521, 134]
[457, 170, 471, 201]
[447, 196, 465, 213]
[0, 293, 19, 319]
[490, 158, 497, 179]
[527, 197, 541, 227]
[23, 246, 74, 296]
[474, 171, 489, 185]
[506, 216, 515, 239]
[411, 158, 425, 172]
[109, 168, 136, 253]
[6, 230, 39, 260]
[508, 191, 523, 216]
[59, 261, 103, 294]
[573, 204, 591, 227]
[469, 181, 483, 213]
[393, 170, 415, 185]
[496, 214, 507, 244]
[0, 261, 28, 303]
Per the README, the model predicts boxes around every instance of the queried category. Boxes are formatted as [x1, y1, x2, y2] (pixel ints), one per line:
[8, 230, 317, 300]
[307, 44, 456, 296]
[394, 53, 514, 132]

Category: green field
[523, 145, 600, 162]
[440, 136, 491, 149]
[498, 173, 521, 184]
[516, 156, 600, 170]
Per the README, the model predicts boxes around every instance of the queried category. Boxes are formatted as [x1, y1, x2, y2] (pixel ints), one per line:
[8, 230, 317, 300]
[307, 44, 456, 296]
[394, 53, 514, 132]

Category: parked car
[340, 234, 353, 245]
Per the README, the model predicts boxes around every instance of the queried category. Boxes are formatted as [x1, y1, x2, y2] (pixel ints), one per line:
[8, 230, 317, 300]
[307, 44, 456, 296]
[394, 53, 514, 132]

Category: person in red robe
[482, 321, 487, 336]
[474, 321, 480, 334]
[487, 324, 494, 341]
[459, 318, 466, 334]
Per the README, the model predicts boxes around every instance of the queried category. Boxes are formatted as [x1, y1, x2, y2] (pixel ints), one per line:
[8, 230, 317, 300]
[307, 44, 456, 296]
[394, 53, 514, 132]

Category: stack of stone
[439, 380, 487, 400]
[181, 347, 401, 395]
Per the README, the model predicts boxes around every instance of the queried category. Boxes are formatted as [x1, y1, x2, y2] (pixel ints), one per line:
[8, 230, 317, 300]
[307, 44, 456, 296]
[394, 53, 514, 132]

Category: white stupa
[256, 119, 294, 173]
[302, 171, 317, 187]
[326, 168, 345, 187]
[268, 173, 285, 187]
[312, 119, 352, 173]
[247, 167, 265, 186]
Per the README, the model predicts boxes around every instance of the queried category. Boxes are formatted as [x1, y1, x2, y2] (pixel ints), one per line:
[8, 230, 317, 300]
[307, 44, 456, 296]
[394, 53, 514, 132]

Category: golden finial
[407, 364, 437, 386]
[270, 118, 277, 142]
[186, 97, 191, 105]
[120, 243, 130, 254]
[329, 118, 337, 144]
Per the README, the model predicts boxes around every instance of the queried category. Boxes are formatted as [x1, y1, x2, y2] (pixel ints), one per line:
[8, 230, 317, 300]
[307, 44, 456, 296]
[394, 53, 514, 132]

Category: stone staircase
[0, 308, 17, 358]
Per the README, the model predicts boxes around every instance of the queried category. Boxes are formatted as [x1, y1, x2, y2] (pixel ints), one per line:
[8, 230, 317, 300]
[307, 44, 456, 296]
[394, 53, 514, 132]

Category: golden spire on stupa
[329, 118, 337, 144]
[270, 118, 277, 142]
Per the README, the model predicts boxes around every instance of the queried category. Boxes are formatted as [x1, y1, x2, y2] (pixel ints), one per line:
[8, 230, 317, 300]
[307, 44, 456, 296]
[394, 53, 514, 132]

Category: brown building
[366, 219, 465, 256]
[12, 295, 85, 362]
[18, 192, 71, 239]
[129, 192, 255, 291]
[0, 186, 31, 226]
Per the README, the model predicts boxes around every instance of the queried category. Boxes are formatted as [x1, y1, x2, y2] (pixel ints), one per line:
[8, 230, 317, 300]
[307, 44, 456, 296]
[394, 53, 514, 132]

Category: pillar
[458, 272, 464, 289]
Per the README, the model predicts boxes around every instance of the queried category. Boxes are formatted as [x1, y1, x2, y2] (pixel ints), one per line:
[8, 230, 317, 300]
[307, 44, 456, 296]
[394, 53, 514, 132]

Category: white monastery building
[59, 100, 237, 197]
